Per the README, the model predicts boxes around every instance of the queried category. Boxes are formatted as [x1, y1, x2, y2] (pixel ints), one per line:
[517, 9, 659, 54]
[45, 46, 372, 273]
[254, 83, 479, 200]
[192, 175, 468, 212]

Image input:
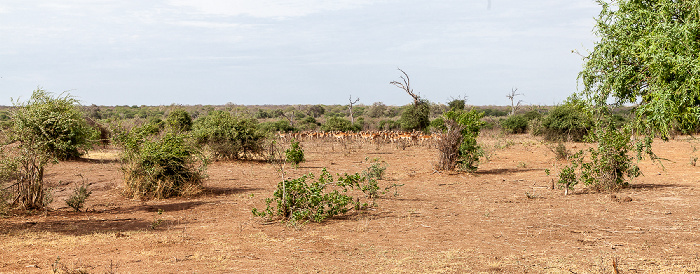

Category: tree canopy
[580, 0, 700, 137]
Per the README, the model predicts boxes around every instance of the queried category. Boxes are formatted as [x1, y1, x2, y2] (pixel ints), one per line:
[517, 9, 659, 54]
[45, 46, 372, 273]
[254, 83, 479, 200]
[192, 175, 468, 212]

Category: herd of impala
[277, 130, 443, 146]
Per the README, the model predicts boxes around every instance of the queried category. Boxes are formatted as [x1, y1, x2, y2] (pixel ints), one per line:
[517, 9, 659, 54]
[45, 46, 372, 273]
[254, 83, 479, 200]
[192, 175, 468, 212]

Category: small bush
[500, 115, 529, 134]
[285, 139, 305, 167]
[259, 120, 297, 133]
[321, 117, 360, 132]
[252, 168, 382, 223]
[120, 132, 207, 199]
[378, 119, 401, 131]
[166, 109, 192, 132]
[65, 184, 91, 212]
[193, 111, 266, 160]
[558, 123, 643, 194]
[538, 99, 593, 142]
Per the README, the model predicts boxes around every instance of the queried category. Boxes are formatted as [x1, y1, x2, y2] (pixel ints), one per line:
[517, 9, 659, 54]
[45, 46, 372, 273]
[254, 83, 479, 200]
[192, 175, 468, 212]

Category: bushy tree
[193, 110, 266, 160]
[400, 101, 430, 131]
[0, 89, 95, 209]
[580, 0, 700, 138]
[166, 109, 192, 132]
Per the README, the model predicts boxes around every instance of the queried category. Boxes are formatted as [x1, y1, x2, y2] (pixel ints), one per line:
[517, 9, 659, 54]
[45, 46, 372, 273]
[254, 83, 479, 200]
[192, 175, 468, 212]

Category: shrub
[378, 119, 401, 131]
[500, 115, 529, 134]
[539, 99, 593, 142]
[285, 139, 305, 167]
[436, 109, 485, 172]
[120, 132, 207, 199]
[400, 101, 430, 131]
[166, 109, 192, 132]
[558, 122, 644, 194]
[448, 99, 465, 111]
[65, 184, 91, 212]
[0, 89, 95, 209]
[193, 110, 266, 160]
[259, 120, 296, 133]
[252, 168, 381, 223]
[321, 117, 360, 132]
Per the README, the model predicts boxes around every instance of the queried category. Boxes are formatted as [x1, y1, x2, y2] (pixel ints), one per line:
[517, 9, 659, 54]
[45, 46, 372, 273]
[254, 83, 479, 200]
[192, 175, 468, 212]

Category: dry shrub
[436, 120, 464, 170]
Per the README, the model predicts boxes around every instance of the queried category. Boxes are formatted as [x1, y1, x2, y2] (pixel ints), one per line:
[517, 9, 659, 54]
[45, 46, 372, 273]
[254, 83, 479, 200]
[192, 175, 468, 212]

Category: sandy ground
[2, 134, 700, 273]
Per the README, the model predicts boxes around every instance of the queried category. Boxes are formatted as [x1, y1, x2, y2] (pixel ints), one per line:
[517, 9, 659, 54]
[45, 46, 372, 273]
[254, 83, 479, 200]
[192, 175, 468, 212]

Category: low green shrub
[538, 99, 593, 142]
[252, 168, 388, 223]
[65, 184, 91, 212]
[119, 131, 207, 199]
[285, 139, 305, 167]
[436, 109, 485, 172]
[166, 109, 193, 132]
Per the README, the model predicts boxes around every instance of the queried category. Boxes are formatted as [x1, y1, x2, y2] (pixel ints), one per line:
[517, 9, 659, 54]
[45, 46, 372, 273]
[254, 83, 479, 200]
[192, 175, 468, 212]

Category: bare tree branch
[390, 68, 420, 105]
[506, 87, 524, 115]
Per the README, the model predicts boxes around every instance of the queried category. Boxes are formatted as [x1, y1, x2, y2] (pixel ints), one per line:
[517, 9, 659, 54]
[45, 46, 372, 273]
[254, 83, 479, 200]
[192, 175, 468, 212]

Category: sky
[0, 0, 601, 106]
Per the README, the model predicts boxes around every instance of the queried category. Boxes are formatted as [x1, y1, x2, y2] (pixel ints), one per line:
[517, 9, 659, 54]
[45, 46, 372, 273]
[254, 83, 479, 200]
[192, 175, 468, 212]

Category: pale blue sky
[0, 1, 601, 106]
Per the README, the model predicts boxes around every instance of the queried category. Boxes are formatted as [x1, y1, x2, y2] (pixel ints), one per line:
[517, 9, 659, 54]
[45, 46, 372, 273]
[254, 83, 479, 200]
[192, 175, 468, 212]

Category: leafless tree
[506, 87, 523, 115]
[348, 95, 360, 125]
[390, 68, 421, 106]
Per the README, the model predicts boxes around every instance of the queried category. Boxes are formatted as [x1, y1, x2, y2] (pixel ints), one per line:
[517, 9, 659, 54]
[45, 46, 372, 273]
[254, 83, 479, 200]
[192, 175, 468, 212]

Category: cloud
[167, 0, 381, 19]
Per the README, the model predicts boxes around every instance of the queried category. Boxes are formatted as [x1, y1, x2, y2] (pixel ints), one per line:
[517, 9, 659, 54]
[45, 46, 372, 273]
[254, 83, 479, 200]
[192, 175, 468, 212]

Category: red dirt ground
[2, 134, 700, 273]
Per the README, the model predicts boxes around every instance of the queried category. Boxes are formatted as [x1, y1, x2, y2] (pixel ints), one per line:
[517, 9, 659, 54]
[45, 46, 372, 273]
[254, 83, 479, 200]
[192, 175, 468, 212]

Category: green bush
[437, 109, 485, 172]
[539, 99, 593, 142]
[0, 89, 95, 209]
[400, 101, 430, 131]
[65, 184, 91, 212]
[120, 132, 207, 199]
[259, 120, 296, 133]
[285, 139, 305, 167]
[378, 119, 401, 131]
[252, 168, 382, 223]
[500, 115, 529, 134]
[166, 109, 192, 132]
[193, 110, 266, 160]
[321, 117, 360, 132]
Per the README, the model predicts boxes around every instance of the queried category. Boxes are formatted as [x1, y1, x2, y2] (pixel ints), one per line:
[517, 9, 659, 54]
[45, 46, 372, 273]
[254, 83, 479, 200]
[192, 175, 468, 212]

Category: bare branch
[390, 68, 420, 105]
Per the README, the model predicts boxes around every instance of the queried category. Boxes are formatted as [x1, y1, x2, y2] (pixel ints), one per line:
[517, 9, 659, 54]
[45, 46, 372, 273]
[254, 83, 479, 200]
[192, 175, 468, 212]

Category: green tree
[0, 89, 95, 209]
[580, 0, 700, 138]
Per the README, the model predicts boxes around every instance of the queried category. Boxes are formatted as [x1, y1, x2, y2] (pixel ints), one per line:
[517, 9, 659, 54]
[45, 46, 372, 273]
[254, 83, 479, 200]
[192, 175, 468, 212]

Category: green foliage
[166, 109, 192, 132]
[0, 89, 95, 209]
[193, 110, 266, 160]
[65, 184, 91, 212]
[437, 109, 485, 171]
[120, 132, 207, 199]
[259, 119, 297, 133]
[501, 110, 543, 134]
[581, 0, 700, 139]
[307, 105, 325, 118]
[252, 168, 383, 223]
[285, 139, 305, 167]
[500, 115, 529, 134]
[378, 119, 401, 131]
[321, 117, 360, 132]
[400, 101, 430, 131]
[448, 99, 465, 111]
[10, 89, 96, 160]
[558, 123, 644, 193]
[538, 98, 593, 142]
[430, 117, 446, 131]
[481, 108, 509, 117]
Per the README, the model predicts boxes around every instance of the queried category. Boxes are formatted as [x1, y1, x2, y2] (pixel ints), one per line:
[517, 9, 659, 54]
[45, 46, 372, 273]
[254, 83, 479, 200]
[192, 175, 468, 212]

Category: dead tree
[348, 95, 360, 124]
[506, 87, 523, 115]
[390, 68, 421, 106]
